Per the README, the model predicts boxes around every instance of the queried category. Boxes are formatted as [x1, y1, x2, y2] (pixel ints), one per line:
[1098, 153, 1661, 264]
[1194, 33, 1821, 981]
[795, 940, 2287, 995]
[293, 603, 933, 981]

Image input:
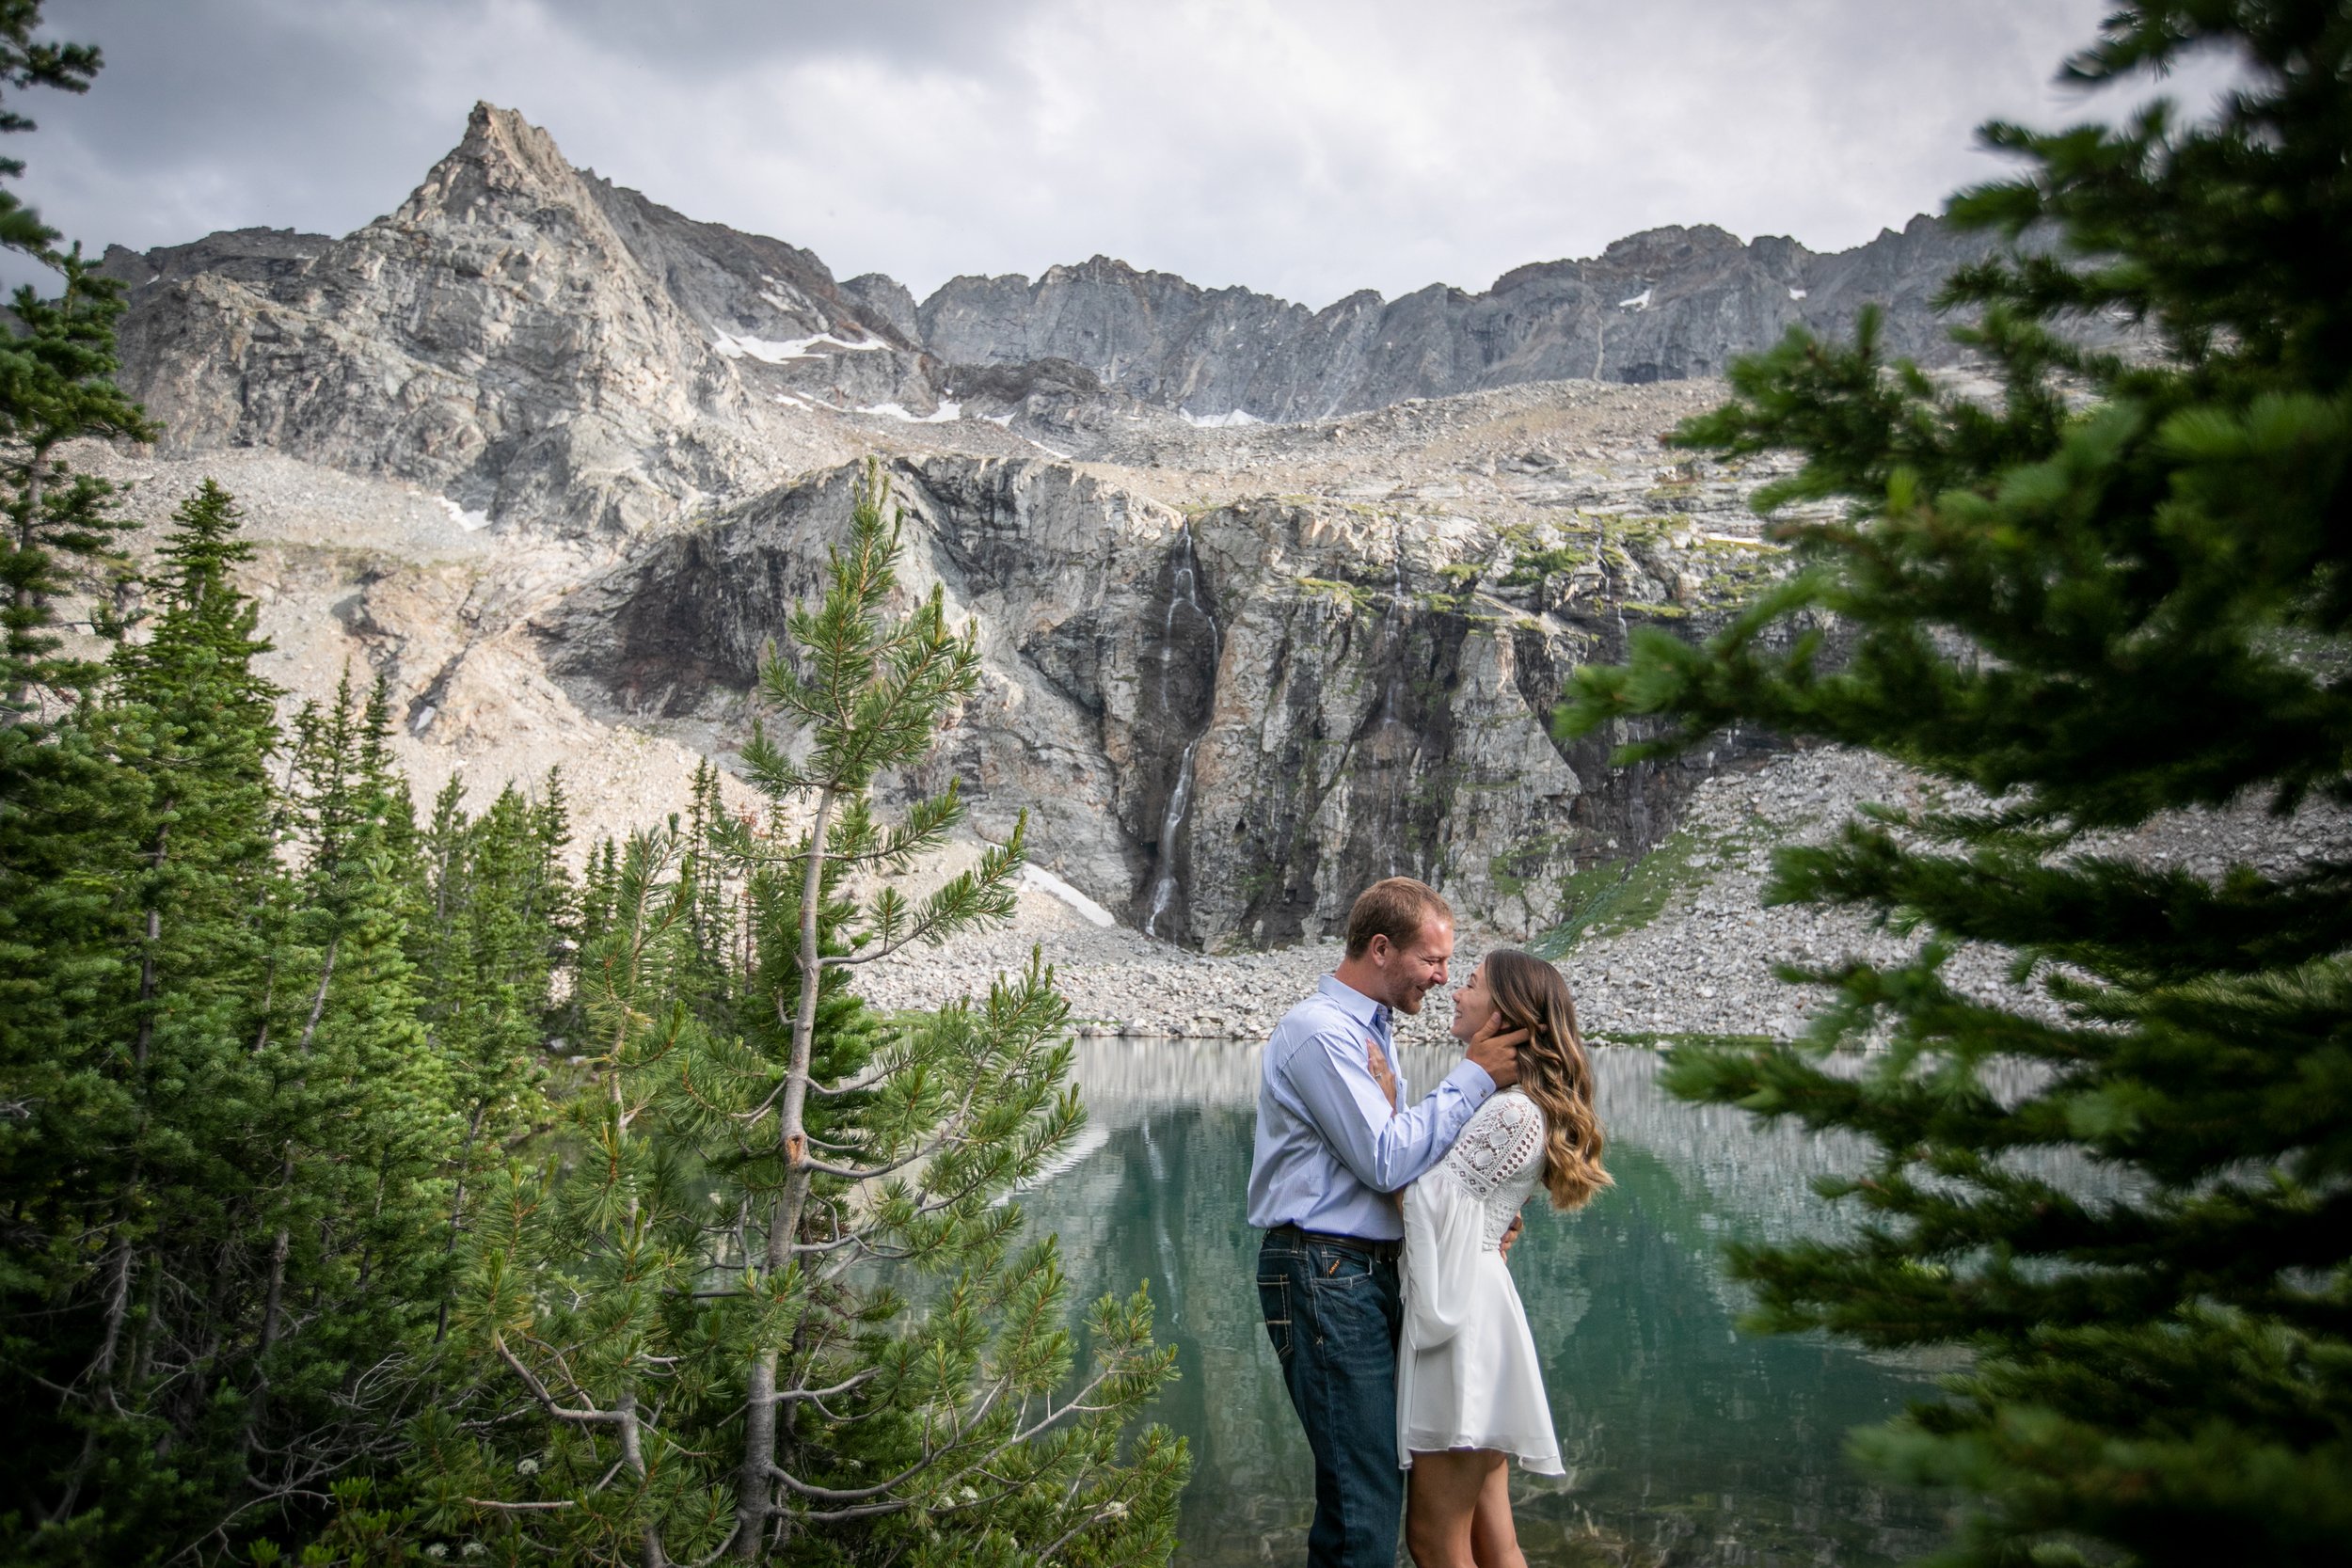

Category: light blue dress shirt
[1246, 974, 1498, 1242]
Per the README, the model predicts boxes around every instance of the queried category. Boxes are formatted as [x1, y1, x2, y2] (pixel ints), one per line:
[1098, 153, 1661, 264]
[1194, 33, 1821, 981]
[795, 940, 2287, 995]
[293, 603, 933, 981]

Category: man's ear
[1365, 934, 1392, 965]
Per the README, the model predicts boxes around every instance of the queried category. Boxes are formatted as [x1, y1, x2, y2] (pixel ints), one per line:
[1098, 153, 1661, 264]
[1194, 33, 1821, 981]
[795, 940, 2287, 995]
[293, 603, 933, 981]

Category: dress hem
[1398, 1440, 1565, 1477]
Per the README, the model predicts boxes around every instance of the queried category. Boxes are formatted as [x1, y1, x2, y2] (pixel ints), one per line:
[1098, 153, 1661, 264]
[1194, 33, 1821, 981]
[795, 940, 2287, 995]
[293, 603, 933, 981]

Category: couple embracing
[1248, 877, 1610, 1568]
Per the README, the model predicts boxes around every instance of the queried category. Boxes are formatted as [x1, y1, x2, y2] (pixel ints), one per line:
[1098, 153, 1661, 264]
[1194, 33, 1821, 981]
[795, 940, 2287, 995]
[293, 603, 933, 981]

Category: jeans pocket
[1306, 1242, 1373, 1287]
[1257, 1275, 1293, 1363]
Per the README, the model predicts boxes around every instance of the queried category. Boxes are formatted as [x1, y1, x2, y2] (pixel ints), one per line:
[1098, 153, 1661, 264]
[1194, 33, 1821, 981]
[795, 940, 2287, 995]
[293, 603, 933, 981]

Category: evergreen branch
[787, 1357, 1140, 1525]
[678, 1524, 745, 1568]
[769, 1375, 1014, 1506]
[764, 1367, 879, 1406]
[793, 1100, 977, 1181]
[490, 1334, 627, 1427]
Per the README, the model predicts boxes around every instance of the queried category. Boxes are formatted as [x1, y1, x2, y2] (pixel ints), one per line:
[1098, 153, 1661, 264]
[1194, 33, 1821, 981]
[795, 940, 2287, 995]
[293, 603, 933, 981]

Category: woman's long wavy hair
[1482, 949, 1610, 1211]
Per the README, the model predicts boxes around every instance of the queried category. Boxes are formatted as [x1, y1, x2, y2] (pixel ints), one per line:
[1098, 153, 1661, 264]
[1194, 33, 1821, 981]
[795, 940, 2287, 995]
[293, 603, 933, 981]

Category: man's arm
[1283, 1025, 1495, 1195]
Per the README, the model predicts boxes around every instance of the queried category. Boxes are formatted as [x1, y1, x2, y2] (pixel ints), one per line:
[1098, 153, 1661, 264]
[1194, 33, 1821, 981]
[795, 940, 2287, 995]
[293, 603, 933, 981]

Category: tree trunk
[433, 1101, 489, 1345]
[52, 1233, 139, 1521]
[62, 804, 167, 1514]
[132, 817, 167, 1069]
[617, 1385, 668, 1567]
[256, 1220, 293, 1369]
[294, 934, 338, 1056]
[735, 786, 834, 1561]
[250, 934, 338, 1446]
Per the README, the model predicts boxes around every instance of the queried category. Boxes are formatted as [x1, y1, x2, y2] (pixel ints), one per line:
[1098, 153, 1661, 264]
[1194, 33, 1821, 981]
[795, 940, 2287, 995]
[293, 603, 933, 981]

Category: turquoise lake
[1020, 1039, 1954, 1566]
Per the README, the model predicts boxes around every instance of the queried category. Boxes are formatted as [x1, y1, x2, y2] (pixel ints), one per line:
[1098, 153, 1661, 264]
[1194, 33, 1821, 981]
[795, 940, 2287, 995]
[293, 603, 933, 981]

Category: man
[1248, 877, 1523, 1568]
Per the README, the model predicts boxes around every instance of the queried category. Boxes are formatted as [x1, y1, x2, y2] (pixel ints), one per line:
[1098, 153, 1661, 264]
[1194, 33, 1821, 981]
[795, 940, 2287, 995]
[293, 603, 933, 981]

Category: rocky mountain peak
[1597, 223, 1749, 270]
[110, 103, 942, 535]
[397, 102, 587, 228]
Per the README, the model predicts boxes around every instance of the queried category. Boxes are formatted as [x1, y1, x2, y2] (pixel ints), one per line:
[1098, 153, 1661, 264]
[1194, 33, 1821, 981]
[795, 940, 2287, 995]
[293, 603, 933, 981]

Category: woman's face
[1450, 960, 1495, 1043]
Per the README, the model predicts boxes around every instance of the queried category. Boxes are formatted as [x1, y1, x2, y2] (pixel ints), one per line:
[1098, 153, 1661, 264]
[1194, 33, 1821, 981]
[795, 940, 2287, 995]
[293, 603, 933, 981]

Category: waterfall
[1157, 522, 1217, 707]
[1142, 522, 1222, 943]
[1142, 738, 1200, 939]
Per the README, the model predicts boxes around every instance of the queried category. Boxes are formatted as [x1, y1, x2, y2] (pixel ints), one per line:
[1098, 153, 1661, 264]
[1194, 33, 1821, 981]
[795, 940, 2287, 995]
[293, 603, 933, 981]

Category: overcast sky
[19, 0, 2238, 308]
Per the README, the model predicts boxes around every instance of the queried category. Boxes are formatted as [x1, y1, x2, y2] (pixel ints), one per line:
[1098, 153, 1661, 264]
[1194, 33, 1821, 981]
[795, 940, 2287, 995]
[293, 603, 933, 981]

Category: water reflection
[1021, 1041, 1952, 1566]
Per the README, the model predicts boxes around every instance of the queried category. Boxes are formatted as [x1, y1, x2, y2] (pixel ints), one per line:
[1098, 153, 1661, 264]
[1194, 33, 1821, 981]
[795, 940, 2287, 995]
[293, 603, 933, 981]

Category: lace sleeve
[1440, 1091, 1543, 1201]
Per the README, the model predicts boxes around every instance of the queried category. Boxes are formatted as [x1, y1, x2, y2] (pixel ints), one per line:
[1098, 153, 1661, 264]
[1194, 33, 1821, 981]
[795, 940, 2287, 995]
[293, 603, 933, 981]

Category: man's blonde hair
[1343, 877, 1452, 959]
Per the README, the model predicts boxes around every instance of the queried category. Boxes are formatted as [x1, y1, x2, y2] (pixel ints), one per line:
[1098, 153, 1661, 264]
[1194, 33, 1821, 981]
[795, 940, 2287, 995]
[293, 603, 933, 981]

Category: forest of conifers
[4, 451, 1187, 1567]
[0, 21, 1189, 1542]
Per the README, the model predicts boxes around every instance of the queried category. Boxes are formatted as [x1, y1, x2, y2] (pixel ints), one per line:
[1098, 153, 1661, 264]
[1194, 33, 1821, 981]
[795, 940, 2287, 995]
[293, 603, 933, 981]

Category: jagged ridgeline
[102, 103, 2114, 540]
[95, 103, 2099, 947]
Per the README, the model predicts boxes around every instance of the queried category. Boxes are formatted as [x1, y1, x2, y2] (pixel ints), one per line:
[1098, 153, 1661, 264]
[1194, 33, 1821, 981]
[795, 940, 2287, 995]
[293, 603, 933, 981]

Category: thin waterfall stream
[1142, 523, 1220, 941]
[1142, 737, 1200, 939]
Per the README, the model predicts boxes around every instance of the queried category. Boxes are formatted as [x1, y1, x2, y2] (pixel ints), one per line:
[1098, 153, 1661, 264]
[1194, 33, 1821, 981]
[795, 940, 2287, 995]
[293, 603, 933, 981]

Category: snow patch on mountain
[859, 401, 961, 423]
[712, 330, 888, 363]
[1021, 863, 1117, 928]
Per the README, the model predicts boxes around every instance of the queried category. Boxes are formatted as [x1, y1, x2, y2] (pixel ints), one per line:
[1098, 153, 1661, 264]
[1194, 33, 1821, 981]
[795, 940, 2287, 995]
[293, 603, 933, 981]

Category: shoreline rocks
[859, 743, 2352, 1050]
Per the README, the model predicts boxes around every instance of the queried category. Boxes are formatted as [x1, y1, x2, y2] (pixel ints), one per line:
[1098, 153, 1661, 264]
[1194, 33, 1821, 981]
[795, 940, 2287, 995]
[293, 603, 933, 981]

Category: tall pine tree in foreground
[413, 466, 1184, 1566]
[1561, 3, 2351, 1563]
[5, 486, 462, 1563]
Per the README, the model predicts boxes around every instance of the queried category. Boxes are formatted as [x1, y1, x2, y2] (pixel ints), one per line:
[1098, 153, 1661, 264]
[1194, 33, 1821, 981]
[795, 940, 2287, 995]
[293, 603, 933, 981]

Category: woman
[1396, 950, 1610, 1568]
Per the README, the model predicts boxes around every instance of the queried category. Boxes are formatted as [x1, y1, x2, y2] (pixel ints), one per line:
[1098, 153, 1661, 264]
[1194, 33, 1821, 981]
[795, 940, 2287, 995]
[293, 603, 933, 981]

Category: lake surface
[1021, 1040, 1953, 1567]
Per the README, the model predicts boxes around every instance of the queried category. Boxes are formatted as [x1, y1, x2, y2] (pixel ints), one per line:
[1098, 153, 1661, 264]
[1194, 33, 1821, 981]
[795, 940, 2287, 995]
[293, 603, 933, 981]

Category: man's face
[1375, 916, 1454, 1014]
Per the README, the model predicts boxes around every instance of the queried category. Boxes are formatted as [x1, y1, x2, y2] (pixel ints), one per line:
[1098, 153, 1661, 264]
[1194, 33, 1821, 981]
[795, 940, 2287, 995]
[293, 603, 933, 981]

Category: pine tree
[7, 486, 270, 1554]
[249, 666, 457, 1517]
[5, 480, 289, 1559]
[419, 464, 1185, 1566]
[3, 488, 460, 1563]
[406, 773, 569, 1344]
[680, 756, 738, 1003]
[0, 2, 98, 253]
[0, 10, 150, 1407]
[0, 3, 139, 721]
[1559, 5, 2352, 1563]
[0, 245, 153, 715]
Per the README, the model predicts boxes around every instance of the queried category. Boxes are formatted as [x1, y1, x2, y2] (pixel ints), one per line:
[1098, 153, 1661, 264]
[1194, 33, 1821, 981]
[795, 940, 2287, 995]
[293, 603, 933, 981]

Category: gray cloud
[19, 0, 2241, 307]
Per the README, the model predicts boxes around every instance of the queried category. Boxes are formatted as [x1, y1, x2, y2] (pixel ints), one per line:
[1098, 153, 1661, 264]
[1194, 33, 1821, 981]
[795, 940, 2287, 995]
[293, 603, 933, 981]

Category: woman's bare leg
[1467, 1457, 1525, 1568]
[1405, 1450, 1503, 1568]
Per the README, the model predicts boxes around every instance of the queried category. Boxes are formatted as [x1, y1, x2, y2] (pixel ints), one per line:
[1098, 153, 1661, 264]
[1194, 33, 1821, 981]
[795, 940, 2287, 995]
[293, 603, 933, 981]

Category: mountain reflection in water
[1017, 1040, 1952, 1567]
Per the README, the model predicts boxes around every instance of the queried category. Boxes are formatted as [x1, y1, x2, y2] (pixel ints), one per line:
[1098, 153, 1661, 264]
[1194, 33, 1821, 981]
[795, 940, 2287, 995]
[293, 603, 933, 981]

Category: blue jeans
[1257, 1229, 1404, 1568]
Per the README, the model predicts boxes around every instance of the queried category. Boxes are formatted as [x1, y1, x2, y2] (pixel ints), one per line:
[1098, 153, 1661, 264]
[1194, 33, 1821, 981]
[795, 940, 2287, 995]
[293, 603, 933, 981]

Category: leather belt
[1267, 1222, 1402, 1262]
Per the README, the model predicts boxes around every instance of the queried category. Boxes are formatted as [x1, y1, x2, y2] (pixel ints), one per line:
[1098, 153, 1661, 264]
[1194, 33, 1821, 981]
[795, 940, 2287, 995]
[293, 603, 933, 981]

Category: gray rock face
[914, 217, 2126, 420]
[840, 273, 923, 342]
[103, 104, 937, 535]
[103, 228, 333, 290]
[543, 454, 1779, 949]
[105, 103, 2137, 543]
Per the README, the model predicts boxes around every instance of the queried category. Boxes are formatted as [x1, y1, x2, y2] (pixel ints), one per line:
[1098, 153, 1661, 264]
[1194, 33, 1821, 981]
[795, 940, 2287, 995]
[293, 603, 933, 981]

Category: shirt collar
[1318, 974, 1391, 1039]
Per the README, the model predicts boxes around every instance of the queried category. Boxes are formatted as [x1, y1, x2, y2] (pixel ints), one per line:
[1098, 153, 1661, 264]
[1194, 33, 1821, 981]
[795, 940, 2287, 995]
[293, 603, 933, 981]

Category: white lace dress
[1397, 1088, 1563, 1473]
